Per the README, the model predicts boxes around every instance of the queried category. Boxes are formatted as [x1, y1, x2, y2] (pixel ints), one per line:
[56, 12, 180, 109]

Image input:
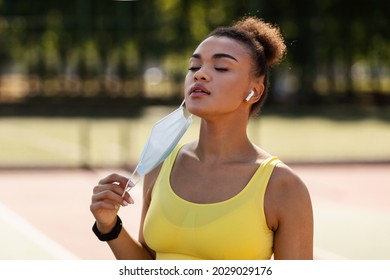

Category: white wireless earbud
[245, 90, 255, 102]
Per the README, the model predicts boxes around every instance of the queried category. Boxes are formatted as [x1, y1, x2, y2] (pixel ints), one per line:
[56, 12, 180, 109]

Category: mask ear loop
[121, 169, 141, 197]
[180, 99, 192, 118]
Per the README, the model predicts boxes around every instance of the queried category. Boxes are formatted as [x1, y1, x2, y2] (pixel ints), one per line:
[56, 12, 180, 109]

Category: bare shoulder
[265, 162, 313, 259]
[265, 162, 313, 230]
[270, 162, 311, 203]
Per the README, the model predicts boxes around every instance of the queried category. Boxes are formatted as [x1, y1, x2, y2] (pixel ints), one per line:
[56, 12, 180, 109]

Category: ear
[246, 79, 265, 103]
[245, 85, 264, 103]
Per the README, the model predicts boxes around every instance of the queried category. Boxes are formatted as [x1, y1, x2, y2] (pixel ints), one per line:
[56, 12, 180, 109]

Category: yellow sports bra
[143, 144, 281, 260]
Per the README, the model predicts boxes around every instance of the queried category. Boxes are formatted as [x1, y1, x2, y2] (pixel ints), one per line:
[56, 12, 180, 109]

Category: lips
[190, 84, 210, 95]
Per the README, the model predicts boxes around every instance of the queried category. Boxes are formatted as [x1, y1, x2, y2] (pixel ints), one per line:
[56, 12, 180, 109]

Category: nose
[194, 69, 209, 81]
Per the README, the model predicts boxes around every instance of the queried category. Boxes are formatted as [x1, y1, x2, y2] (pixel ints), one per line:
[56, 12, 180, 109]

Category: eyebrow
[191, 53, 239, 62]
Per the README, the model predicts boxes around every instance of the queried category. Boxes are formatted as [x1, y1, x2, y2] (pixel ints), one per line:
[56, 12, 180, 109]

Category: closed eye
[188, 67, 201, 71]
[215, 68, 228, 72]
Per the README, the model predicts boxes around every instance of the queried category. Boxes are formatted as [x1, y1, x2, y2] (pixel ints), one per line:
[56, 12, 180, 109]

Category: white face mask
[122, 100, 192, 196]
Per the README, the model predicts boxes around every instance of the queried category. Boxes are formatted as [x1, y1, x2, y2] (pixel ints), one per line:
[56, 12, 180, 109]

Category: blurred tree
[0, 0, 388, 107]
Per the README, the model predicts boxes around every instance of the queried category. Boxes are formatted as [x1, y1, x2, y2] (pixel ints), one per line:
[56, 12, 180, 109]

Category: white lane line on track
[0, 202, 78, 259]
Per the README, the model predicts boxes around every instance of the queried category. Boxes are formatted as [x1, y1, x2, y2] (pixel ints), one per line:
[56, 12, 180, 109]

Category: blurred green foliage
[0, 0, 389, 112]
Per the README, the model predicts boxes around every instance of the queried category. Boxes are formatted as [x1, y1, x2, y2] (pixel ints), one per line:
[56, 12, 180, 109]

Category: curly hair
[208, 16, 286, 116]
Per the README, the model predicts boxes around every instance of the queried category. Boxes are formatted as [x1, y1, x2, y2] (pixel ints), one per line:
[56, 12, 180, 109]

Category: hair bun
[233, 16, 286, 67]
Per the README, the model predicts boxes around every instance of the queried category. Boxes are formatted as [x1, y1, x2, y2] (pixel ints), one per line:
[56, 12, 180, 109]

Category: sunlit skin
[184, 36, 263, 121]
[174, 36, 313, 259]
[90, 35, 313, 260]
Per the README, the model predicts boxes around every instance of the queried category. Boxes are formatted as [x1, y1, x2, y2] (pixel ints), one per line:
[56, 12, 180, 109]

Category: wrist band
[92, 216, 122, 242]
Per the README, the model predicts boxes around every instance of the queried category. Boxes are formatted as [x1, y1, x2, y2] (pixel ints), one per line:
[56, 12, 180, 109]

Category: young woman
[90, 16, 313, 260]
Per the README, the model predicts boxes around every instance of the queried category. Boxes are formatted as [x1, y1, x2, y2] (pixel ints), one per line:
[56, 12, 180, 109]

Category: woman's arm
[266, 164, 314, 260]
[90, 173, 153, 259]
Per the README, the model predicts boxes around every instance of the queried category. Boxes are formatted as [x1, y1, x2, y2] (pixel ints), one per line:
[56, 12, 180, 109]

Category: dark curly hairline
[207, 27, 269, 116]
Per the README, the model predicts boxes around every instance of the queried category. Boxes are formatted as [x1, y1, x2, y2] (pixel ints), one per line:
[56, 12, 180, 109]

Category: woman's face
[184, 36, 255, 119]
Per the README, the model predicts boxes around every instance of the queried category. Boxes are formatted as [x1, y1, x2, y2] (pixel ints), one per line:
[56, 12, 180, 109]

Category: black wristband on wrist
[92, 215, 122, 242]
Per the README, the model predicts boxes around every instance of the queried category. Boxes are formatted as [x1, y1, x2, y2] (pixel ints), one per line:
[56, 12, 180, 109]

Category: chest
[144, 154, 274, 260]
[170, 159, 259, 204]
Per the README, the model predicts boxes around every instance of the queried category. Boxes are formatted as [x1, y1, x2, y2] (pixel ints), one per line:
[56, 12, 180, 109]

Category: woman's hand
[90, 173, 133, 233]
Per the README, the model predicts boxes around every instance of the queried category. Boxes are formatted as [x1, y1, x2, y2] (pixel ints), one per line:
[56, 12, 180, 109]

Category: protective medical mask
[122, 100, 192, 196]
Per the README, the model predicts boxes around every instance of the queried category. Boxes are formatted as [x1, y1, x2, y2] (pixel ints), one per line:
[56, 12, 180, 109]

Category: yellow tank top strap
[165, 143, 184, 167]
[151, 144, 184, 196]
[248, 156, 281, 203]
[254, 156, 281, 183]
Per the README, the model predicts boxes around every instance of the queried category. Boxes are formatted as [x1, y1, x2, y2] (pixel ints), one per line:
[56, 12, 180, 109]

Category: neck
[194, 114, 255, 163]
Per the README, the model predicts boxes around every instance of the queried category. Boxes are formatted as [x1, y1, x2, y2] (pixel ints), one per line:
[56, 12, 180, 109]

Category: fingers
[93, 184, 134, 206]
[92, 187, 129, 206]
[93, 173, 135, 206]
[122, 190, 135, 205]
[90, 173, 138, 229]
[98, 173, 129, 187]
